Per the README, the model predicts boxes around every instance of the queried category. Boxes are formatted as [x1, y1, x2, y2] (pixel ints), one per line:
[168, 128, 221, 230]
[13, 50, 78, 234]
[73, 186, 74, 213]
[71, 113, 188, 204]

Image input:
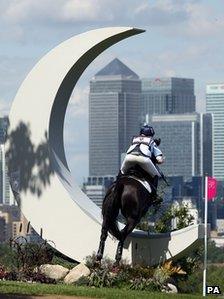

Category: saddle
[118, 165, 156, 194]
[115, 165, 163, 207]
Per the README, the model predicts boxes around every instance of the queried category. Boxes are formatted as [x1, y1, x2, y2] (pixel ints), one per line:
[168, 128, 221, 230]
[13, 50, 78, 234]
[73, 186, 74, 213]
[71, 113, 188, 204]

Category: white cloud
[68, 86, 89, 117]
[2, 0, 223, 47]
[1, 0, 197, 28]
[163, 69, 176, 77]
[4, 0, 32, 23]
[2, 0, 121, 24]
[133, 0, 189, 26]
[184, 2, 224, 37]
[60, 0, 111, 22]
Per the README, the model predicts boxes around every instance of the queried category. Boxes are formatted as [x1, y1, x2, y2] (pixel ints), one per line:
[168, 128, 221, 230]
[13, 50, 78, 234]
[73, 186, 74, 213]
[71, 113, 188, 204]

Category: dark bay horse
[96, 168, 156, 265]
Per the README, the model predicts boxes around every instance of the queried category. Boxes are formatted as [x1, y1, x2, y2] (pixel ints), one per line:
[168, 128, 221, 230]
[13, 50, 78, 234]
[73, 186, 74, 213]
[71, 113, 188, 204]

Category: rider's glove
[156, 155, 165, 164]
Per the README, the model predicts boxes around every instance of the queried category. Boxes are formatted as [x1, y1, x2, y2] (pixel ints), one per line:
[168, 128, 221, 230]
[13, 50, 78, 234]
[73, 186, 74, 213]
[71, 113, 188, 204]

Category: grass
[0, 281, 210, 299]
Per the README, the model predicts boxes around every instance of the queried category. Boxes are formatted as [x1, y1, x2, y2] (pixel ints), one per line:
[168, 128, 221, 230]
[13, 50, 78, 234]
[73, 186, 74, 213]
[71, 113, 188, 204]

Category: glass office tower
[141, 77, 195, 119]
[151, 113, 212, 179]
[89, 58, 141, 176]
[206, 83, 224, 181]
[0, 117, 10, 205]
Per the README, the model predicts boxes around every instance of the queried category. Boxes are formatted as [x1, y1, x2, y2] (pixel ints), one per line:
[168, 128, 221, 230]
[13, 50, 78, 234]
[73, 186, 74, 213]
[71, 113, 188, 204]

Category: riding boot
[151, 175, 162, 206]
[150, 175, 157, 199]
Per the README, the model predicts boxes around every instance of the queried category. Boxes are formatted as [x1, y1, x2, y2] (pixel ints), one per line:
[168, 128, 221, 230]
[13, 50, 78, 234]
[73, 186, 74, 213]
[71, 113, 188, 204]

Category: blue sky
[1, 0, 224, 184]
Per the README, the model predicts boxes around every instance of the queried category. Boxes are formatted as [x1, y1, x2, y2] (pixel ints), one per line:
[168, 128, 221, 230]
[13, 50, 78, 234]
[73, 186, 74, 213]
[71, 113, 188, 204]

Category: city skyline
[0, 1, 224, 183]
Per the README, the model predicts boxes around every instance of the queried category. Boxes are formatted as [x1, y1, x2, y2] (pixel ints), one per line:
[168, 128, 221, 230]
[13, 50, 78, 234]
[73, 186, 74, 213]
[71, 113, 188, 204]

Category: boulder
[166, 283, 178, 293]
[64, 263, 90, 284]
[38, 264, 69, 281]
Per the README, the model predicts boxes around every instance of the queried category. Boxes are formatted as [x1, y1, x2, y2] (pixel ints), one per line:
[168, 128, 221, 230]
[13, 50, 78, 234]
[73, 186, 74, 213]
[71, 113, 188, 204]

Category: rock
[38, 264, 69, 281]
[167, 283, 178, 293]
[64, 263, 90, 284]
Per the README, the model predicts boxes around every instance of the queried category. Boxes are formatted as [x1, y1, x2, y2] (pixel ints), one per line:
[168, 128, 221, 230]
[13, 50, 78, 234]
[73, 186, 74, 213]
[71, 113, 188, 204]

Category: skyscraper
[151, 113, 212, 179]
[0, 117, 11, 205]
[206, 83, 224, 181]
[83, 175, 115, 207]
[89, 58, 141, 176]
[141, 77, 195, 119]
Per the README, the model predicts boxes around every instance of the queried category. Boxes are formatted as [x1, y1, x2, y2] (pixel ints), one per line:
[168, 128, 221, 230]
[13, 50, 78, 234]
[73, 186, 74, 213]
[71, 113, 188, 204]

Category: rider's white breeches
[120, 154, 161, 178]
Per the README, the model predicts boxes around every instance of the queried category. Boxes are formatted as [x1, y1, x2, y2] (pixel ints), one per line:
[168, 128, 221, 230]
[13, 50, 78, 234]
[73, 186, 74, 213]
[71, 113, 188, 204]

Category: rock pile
[37, 263, 91, 284]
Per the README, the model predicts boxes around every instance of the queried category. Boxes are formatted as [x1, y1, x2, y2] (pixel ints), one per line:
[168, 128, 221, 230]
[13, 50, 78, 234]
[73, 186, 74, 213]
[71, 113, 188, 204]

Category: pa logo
[206, 286, 221, 295]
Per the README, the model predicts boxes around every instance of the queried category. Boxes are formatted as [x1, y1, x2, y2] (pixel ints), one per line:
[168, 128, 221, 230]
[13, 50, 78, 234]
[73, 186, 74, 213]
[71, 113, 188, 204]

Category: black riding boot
[151, 175, 162, 206]
[152, 175, 159, 190]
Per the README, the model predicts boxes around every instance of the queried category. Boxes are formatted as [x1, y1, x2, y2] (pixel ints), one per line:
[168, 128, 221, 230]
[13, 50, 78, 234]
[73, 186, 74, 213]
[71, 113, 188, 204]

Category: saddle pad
[128, 176, 152, 194]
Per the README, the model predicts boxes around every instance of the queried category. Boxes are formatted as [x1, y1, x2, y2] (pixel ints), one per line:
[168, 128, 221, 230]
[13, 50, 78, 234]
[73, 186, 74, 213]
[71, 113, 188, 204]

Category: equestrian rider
[119, 124, 165, 196]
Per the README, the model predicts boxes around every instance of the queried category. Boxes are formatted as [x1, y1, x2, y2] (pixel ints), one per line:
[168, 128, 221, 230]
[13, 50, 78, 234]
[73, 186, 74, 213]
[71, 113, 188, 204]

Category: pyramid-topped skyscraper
[89, 58, 141, 176]
[95, 58, 138, 79]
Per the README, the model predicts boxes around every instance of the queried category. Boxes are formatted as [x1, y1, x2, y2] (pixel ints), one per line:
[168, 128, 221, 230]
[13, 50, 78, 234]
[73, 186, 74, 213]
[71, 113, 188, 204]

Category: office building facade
[0, 117, 11, 205]
[0, 204, 20, 243]
[83, 175, 115, 207]
[206, 83, 224, 181]
[141, 77, 195, 120]
[151, 113, 212, 179]
[89, 58, 141, 176]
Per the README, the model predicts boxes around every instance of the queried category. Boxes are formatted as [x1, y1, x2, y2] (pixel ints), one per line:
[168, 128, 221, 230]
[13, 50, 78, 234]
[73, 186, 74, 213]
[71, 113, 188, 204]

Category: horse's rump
[102, 182, 121, 218]
[97, 171, 156, 263]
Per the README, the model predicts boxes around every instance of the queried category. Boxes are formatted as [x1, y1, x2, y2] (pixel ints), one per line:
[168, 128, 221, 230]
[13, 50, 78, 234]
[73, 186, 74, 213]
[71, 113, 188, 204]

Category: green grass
[0, 281, 209, 299]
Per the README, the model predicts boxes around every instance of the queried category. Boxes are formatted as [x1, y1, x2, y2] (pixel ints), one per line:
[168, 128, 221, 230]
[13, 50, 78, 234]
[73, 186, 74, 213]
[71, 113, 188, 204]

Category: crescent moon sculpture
[6, 27, 203, 265]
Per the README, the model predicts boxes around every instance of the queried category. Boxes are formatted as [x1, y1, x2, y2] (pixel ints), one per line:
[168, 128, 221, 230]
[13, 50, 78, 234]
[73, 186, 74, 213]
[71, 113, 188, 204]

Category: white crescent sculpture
[6, 27, 203, 265]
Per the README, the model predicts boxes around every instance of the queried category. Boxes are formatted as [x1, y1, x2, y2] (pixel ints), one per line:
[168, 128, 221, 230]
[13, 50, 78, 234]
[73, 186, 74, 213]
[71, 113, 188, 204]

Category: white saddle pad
[128, 176, 152, 194]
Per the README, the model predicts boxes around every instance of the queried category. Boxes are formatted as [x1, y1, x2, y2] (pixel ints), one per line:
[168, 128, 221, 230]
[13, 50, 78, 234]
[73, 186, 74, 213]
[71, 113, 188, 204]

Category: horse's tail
[102, 182, 123, 240]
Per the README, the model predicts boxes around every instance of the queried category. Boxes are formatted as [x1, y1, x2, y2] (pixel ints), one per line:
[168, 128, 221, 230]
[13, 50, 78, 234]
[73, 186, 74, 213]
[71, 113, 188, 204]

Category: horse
[96, 166, 158, 265]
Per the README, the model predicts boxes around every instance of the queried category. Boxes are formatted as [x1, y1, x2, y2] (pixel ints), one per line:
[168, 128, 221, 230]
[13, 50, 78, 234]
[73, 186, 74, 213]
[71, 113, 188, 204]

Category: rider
[119, 124, 165, 198]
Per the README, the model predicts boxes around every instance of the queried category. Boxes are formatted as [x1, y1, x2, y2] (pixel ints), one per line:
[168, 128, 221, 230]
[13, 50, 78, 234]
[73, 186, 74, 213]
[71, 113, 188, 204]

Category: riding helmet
[140, 125, 155, 137]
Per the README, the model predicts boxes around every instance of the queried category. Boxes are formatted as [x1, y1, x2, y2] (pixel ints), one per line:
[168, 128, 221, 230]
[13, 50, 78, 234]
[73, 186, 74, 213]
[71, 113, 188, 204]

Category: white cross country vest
[126, 136, 154, 158]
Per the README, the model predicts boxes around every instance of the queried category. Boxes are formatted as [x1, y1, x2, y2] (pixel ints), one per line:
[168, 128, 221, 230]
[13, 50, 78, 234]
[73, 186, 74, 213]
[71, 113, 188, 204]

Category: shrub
[0, 264, 8, 280]
[129, 277, 160, 291]
[0, 238, 57, 282]
[74, 276, 90, 286]
[85, 252, 98, 270]
[0, 244, 18, 271]
[153, 267, 170, 286]
[88, 268, 113, 288]
[207, 240, 224, 263]
[154, 204, 194, 233]
[9, 237, 54, 273]
[23, 270, 56, 284]
[177, 267, 202, 294]
[207, 265, 224, 293]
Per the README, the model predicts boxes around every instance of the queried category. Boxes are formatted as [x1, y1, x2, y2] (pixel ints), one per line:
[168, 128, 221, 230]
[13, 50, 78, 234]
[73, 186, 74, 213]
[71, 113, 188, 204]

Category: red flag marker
[207, 177, 217, 200]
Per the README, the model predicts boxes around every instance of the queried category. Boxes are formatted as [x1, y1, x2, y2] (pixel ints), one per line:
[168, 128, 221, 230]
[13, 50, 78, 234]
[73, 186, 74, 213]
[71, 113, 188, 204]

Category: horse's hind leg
[115, 217, 138, 264]
[96, 218, 108, 262]
[109, 220, 121, 240]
